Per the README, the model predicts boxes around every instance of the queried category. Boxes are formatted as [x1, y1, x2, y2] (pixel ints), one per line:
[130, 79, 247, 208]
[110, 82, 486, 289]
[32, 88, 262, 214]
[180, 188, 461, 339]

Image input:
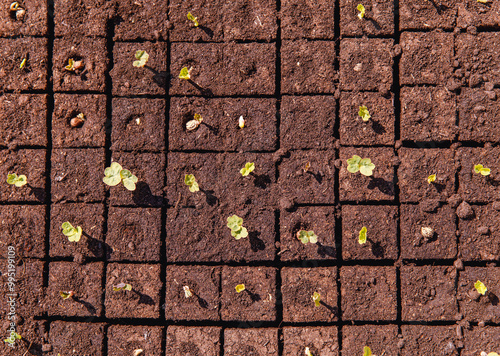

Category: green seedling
[240, 162, 255, 177]
[184, 174, 200, 193]
[363, 346, 372, 356]
[187, 12, 199, 27]
[357, 4, 366, 19]
[183, 285, 193, 298]
[358, 105, 371, 122]
[358, 226, 367, 244]
[61, 222, 82, 242]
[113, 283, 132, 292]
[133, 50, 149, 68]
[186, 113, 203, 131]
[297, 230, 318, 244]
[65, 58, 84, 72]
[347, 155, 375, 176]
[227, 215, 248, 240]
[19, 58, 26, 69]
[7, 173, 27, 187]
[474, 164, 491, 176]
[427, 174, 436, 184]
[305, 347, 314, 356]
[103, 162, 138, 191]
[179, 66, 191, 80]
[312, 292, 321, 307]
[475, 280, 488, 295]
[3, 331, 21, 345]
[235, 284, 245, 293]
[60, 290, 74, 300]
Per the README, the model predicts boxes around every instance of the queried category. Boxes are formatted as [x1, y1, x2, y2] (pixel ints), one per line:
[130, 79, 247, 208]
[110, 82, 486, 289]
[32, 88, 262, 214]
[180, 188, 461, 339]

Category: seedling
[65, 58, 84, 72]
[60, 290, 74, 300]
[133, 350, 144, 356]
[227, 215, 248, 240]
[235, 284, 245, 293]
[475, 280, 488, 295]
[303, 161, 311, 173]
[474, 164, 491, 176]
[480, 353, 499, 356]
[7, 173, 27, 187]
[179, 66, 191, 80]
[358, 226, 367, 244]
[358, 105, 371, 122]
[363, 346, 372, 356]
[19, 58, 26, 69]
[240, 162, 255, 177]
[61, 222, 82, 242]
[312, 292, 321, 307]
[70, 112, 85, 128]
[184, 174, 200, 192]
[421, 226, 434, 239]
[347, 155, 375, 176]
[357, 4, 366, 19]
[133, 50, 149, 68]
[187, 12, 199, 27]
[113, 283, 132, 292]
[239, 115, 245, 129]
[477, 0, 492, 3]
[427, 174, 436, 184]
[183, 285, 193, 298]
[297, 230, 318, 244]
[103, 162, 138, 191]
[186, 113, 203, 131]
[305, 347, 314, 356]
[9, 2, 25, 21]
[3, 331, 21, 345]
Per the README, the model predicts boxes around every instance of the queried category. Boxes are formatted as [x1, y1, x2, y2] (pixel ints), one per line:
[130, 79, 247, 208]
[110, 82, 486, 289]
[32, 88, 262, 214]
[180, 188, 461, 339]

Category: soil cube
[0, 0, 47, 36]
[114, 0, 169, 40]
[340, 0, 394, 36]
[223, 0, 277, 41]
[54, 0, 111, 37]
[456, 1, 500, 29]
[399, 0, 456, 30]
[107, 325, 164, 356]
[462, 326, 500, 356]
[224, 328, 278, 356]
[459, 88, 500, 143]
[280, 0, 335, 39]
[3, 319, 47, 356]
[400, 325, 459, 356]
[283, 327, 339, 355]
[341, 325, 399, 356]
[49, 321, 104, 356]
[166, 326, 221, 356]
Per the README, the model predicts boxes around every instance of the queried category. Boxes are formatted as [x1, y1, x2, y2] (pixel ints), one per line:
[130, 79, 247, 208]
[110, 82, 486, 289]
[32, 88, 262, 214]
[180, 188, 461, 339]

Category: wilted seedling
[183, 285, 193, 298]
[60, 290, 74, 300]
[65, 58, 84, 72]
[133, 50, 149, 68]
[358, 226, 367, 244]
[305, 347, 314, 356]
[427, 174, 436, 184]
[474, 164, 491, 176]
[347, 155, 375, 176]
[184, 174, 200, 193]
[187, 12, 199, 27]
[186, 113, 203, 131]
[113, 283, 132, 292]
[239, 115, 245, 129]
[358, 105, 371, 122]
[61, 222, 82, 242]
[357, 4, 366, 19]
[103, 162, 138, 191]
[7, 173, 27, 187]
[179, 66, 191, 80]
[240, 162, 255, 177]
[363, 346, 372, 356]
[70, 112, 85, 128]
[235, 284, 246, 293]
[227, 215, 248, 240]
[297, 230, 318, 244]
[475, 280, 488, 295]
[9, 2, 25, 21]
[3, 331, 21, 345]
[312, 292, 321, 307]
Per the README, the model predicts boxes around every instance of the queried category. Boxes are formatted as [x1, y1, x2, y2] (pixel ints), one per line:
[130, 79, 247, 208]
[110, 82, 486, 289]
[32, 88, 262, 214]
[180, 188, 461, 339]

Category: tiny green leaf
[235, 284, 245, 293]
[120, 169, 138, 191]
[363, 346, 372, 356]
[61, 222, 82, 242]
[358, 105, 371, 122]
[20, 58, 26, 69]
[187, 12, 199, 27]
[357, 4, 366, 19]
[183, 286, 193, 298]
[4, 331, 21, 344]
[179, 67, 191, 80]
[113, 283, 132, 292]
[427, 174, 436, 184]
[474, 164, 491, 176]
[240, 162, 255, 176]
[312, 292, 321, 307]
[103, 162, 123, 186]
[475, 280, 488, 295]
[133, 50, 149, 68]
[227, 215, 248, 240]
[65, 58, 75, 71]
[359, 226, 367, 244]
[297, 230, 318, 244]
[231, 226, 248, 240]
[7, 173, 27, 187]
[60, 291, 74, 300]
[184, 174, 200, 193]
[347, 156, 375, 176]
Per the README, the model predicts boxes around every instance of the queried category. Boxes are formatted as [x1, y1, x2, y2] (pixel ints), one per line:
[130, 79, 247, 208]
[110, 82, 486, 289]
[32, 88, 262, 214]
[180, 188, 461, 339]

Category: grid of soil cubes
[1, 0, 500, 355]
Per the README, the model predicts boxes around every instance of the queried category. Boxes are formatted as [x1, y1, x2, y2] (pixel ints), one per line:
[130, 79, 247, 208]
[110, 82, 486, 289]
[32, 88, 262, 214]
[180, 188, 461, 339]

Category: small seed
[70, 113, 85, 128]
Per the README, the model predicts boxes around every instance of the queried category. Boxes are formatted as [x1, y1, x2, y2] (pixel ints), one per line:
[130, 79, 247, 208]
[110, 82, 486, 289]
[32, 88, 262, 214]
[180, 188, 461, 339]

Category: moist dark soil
[342, 325, 399, 356]
[166, 326, 221, 356]
[340, 0, 394, 36]
[0, 0, 47, 36]
[107, 325, 164, 356]
[459, 88, 500, 143]
[282, 327, 339, 355]
[399, 325, 459, 356]
[281, 0, 335, 39]
[49, 321, 105, 356]
[114, 0, 169, 41]
[54, 0, 112, 38]
[224, 328, 279, 355]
